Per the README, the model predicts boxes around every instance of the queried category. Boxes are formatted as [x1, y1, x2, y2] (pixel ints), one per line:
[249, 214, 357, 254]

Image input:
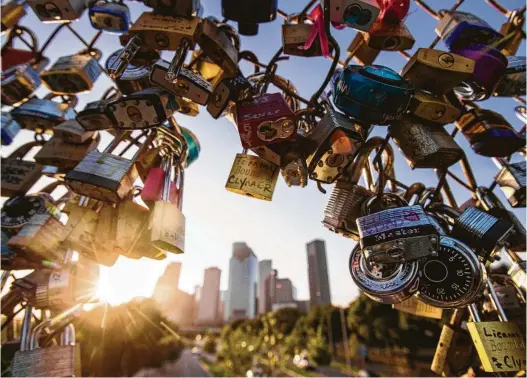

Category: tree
[203, 334, 216, 354]
[308, 327, 332, 366]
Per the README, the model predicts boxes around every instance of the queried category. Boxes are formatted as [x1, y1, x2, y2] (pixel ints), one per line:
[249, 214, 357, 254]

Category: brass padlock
[40, 49, 103, 95]
[114, 192, 151, 259]
[53, 119, 96, 144]
[390, 117, 463, 169]
[76, 87, 121, 131]
[401, 48, 475, 94]
[94, 203, 120, 259]
[407, 90, 461, 125]
[363, 19, 415, 51]
[197, 18, 239, 78]
[28, 0, 87, 22]
[346, 32, 379, 66]
[498, 9, 525, 56]
[10, 94, 77, 132]
[1, 141, 44, 197]
[34, 134, 99, 172]
[192, 49, 224, 85]
[494, 159, 525, 208]
[282, 14, 330, 57]
[225, 151, 280, 201]
[1, 1, 26, 33]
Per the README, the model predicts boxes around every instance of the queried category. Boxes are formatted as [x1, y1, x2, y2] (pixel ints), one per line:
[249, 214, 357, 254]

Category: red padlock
[235, 93, 297, 149]
[1, 26, 42, 71]
[141, 159, 178, 206]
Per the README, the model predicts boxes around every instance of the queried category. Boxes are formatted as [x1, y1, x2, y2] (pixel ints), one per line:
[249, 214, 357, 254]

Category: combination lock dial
[1, 194, 54, 230]
[417, 236, 485, 309]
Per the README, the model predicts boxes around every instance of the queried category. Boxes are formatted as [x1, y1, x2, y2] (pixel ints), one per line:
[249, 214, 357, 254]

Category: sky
[1, 0, 525, 306]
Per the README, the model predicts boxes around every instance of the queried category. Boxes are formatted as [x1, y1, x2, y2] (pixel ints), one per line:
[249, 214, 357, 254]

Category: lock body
[235, 93, 296, 149]
[364, 20, 415, 51]
[76, 99, 117, 131]
[53, 119, 95, 144]
[10, 98, 77, 132]
[1, 113, 22, 145]
[222, 0, 277, 36]
[1, 63, 41, 106]
[150, 201, 186, 254]
[11, 341, 81, 376]
[431, 322, 474, 376]
[198, 18, 239, 78]
[28, 0, 87, 22]
[322, 0, 379, 31]
[1, 143, 44, 197]
[1, 1, 26, 33]
[143, 0, 199, 17]
[347, 32, 380, 66]
[207, 74, 252, 119]
[105, 49, 155, 95]
[34, 136, 98, 172]
[408, 91, 461, 124]
[495, 161, 526, 208]
[333, 65, 414, 124]
[282, 23, 327, 57]
[493, 55, 526, 97]
[89, 1, 131, 33]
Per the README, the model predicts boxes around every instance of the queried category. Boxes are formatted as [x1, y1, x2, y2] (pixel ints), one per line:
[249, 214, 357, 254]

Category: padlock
[221, 0, 277, 36]
[1, 141, 44, 198]
[207, 73, 253, 119]
[108, 87, 178, 129]
[416, 236, 485, 308]
[1, 25, 42, 71]
[180, 126, 200, 168]
[467, 283, 526, 373]
[1, 0, 26, 34]
[192, 49, 224, 84]
[407, 90, 461, 125]
[349, 243, 420, 304]
[450, 206, 514, 262]
[282, 15, 327, 57]
[431, 308, 475, 376]
[400, 48, 475, 95]
[252, 130, 315, 168]
[225, 150, 279, 201]
[452, 44, 508, 101]
[333, 64, 414, 125]
[105, 49, 156, 95]
[1, 113, 22, 146]
[390, 117, 463, 169]
[10, 94, 77, 132]
[53, 119, 96, 144]
[197, 18, 239, 78]
[34, 134, 99, 172]
[483, 277, 523, 318]
[346, 32, 380, 66]
[11, 321, 82, 377]
[76, 88, 120, 131]
[150, 59, 213, 105]
[498, 9, 525, 56]
[493, 55, 526, 97]
[494, 159, 526, 208]
[435, 10, 503, 51]
[65, 131, 155, 203]
[455, 107, 525, 157]
[234, 93, 299, 149]
[322, 0, 379, 31]
[1, 63, 43, 106]
[392, 295, 443, 319]
[363, 19, 415, 51]
[94, 203, 120, 259]
[28, 0, 87, 22]
[305, 107, 367, 184]
[107, 12, 200, 81]
[281, 158, 308, 187]
[40, 49, 103, 95]
[143, 0, 199, 18]
[89, 0, 131, 34]
[506, 250, 526, 294]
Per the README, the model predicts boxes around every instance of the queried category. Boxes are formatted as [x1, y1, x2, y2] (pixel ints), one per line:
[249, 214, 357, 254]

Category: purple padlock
[452, 44, 508, 101]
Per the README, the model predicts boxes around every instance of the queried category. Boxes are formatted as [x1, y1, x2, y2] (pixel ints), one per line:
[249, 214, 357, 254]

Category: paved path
[171, 349, 210, 377]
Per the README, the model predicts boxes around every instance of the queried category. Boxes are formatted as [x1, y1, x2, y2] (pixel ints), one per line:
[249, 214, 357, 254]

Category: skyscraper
[153, 262, 181, 305]
[197, 267, 221, 325]
[306, 239, 332, 306]
[225, 242, 258, 321]
[258, 260, 272, 314]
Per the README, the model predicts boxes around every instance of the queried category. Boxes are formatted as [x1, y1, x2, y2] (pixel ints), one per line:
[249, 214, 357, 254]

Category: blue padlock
[1, 113, 22, 146]
[333, 65, 414, 125]
[89, 1, 130, 34]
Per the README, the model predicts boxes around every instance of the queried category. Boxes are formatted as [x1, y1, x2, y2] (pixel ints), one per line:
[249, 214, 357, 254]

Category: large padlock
[407, 90, 461, 125]
[493, 55, 526, 97]
[333, 64, 414, 125]
[28, 0, 86, 22]
[305, 106, 367, 184]
[207, 73, 253, 119]
[455, 107, 525, 157]
[346, 32, 380, 66]
[436, 10, 503, 51]
[1, 113, 22, 146]
[197, 18, 239, 78]
[143, 0, 199, 18]
[150, 59, 213, 105]
[10, 94, 77, 132]
[105, 49, 155, 95]
[322, 0, 379, 31]
[1, 141, 44, 198]
[390, 117, 463, 169]
[108, 87, 178, 129]
[363, 19, 415, 51]
[221, 0, 277, 36]
[40, 49, 103, 95]
[76, 87, 121, 131]
[65, 131, 155, 203]
[400, 48, 475, 94]
[497, 9, 525, 56]
[89, 0, 131, 34]
[1, 0, 26, 34]
[494, 159, 525, 208]
[34, 133, 99, 172]
[225, 150, 280, 201]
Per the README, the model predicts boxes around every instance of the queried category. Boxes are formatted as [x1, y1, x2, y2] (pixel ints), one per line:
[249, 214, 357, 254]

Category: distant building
[197, 267, 221, 325]
[274, 278, 295, 304]
[295, 300, 310, 314]
[153, 262, 181, 305]
[218, 290, 227, 323]
[225, 242, 258, 321]
[258, 260, 272, 314]
[307, 239, 332, 307]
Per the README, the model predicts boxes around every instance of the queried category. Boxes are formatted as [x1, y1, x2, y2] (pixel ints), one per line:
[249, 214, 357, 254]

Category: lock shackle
[425, 202, 461, 223]
[238, 50, 262, 73]
[78, 48, 103, 61]
[417, 187, 443, 207]
[19, 304, 33, 351]
[247, 72, 301, 112]
[60, 324, 76, 346]
[6, 140, 44, 160]
[217, 23, 241, 52]
[3, 25, 39, 54]
[344, 136, 386, 186]
[285, 12, 311, 24]
[370, 141, 396, 194]
[43, 93, 79, 110]
[101, 86, 121, 101]
[486, 278, 509, 322]
[474, 186, 505, 211]
[362, 193, 408, 214]
[404, 183, 426, 204]
[468, 303, 482, 322]
[161, 153, 173, 202]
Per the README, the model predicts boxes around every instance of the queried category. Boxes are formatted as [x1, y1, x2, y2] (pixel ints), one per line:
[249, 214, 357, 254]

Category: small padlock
[390, 117, 463, 169]
[28, 0, 87, 22]
[323, 0, 379, 31]
[407, 90, 461, 125]
[494, 159, 526, 208]
[1, 141, 44, 198]
[455, 107, 525, 157]
[1, 63, 43, 106]
[40, 49, 103, 95]
[143, 0, 199, 18]
[150, 59, 213, 105]
[76, 88, 120, 131]
[401, 48, 475, 94]
[1, 0, 26, 34]
[1, 113, 22, 146]
[105, 49, 156, 95]
[497, 9, 525, 56]
[108, 87, 178, 129]
[282, 16, 324, 57]
[306, 107, 367, 184]
[207, 73, 253, 119]
[435, 10, 503, 51]
[89, 0, 131, 34]
[346, 32, 380, 66]
[221, 0, 277, 36]
[197, 18, 239, 78]
[225, 150, 280, 201]
[493, 55, 526, 97]
[281, 158, 308, 187]
[65, 131, 155, 203]
[363, 19, 415, 51]
[10, 94, 77, 132]
[333, 64, 414, 125]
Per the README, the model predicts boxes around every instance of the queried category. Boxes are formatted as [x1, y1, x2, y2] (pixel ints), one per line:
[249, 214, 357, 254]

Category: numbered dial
[417, 236, 485, 309]
[1, 194, 51, 229]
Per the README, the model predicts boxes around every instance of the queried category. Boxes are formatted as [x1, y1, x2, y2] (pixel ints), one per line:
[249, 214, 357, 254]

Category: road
[171, 349, 210, 377]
